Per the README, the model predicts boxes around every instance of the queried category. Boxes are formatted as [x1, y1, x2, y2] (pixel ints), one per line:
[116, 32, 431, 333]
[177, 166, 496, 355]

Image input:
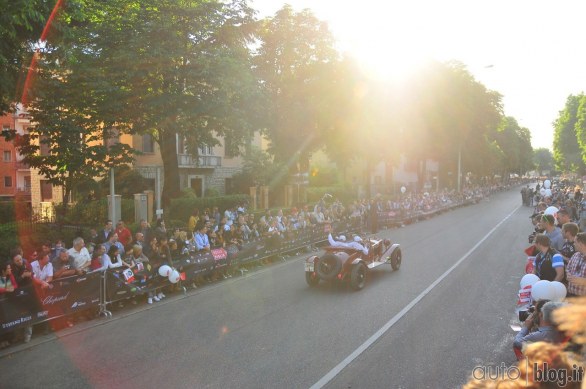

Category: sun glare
[328, 2, 438, 83]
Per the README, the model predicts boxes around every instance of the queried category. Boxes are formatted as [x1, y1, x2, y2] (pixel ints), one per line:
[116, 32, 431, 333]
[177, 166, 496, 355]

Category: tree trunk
[159, 130, 181, 209]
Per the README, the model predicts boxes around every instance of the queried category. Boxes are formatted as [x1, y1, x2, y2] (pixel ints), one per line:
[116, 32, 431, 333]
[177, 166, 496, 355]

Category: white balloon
[520, 274, 540, 289]
[540, 188, 546, 196]
[544, 189, 552, 197]
[158, 265, 172, 277]
[550, 281, 567, 301]
[544, 180, 551, 189]
[168, 269, 181, 283]
[531, 280, 555, 301]
[400, 186, 406, 194]
[544, 206, 559, 216]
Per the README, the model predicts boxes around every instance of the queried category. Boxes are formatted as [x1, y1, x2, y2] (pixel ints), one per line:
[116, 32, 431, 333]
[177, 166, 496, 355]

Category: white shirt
[31, 260, 53, 281]
[327, 234, 369, 255]
[67, 246, 91, 271]
[93, 253, 122, 272]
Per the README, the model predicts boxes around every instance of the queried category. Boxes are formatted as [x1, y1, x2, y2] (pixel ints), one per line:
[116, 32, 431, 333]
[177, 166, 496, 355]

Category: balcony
[177, 153, 221, 169]
[15, 160, 29, 170]
[16, 186, 31, 194]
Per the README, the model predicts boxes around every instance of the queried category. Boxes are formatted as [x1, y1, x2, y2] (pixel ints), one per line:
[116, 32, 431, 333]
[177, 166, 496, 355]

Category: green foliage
[308, 164, 340, 187]
[491, 117, 534, 175]
[204, 188, 220, 197]
[306, 186, 354, 203]
[0, 201, 32, 223]
[14, 36, 137, 204]
[97, 166, 152, 199]
[255, 5, 340, 170]
[168, 195, 250, 223]
[534, 148, 554, 175]
[55, 198, 135, 226]
[63, 0, 262, 206]
[180, 188, 198, 199]
[0, 222, 89, 258]
[554, 94, 585, 173]
[574, 94, 586, 171]
[0, 0, 53, 114]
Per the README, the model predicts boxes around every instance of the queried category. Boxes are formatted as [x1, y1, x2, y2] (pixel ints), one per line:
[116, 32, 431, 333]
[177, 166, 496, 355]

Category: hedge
[0, 222, 89, 258]
[55, 199, 135, 226]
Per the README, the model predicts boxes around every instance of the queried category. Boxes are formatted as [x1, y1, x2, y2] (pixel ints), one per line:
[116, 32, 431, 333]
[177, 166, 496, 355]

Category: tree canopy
[553, 94, 585, 173]
[2, 1, 540, 205]
[0, 0, 55, 114]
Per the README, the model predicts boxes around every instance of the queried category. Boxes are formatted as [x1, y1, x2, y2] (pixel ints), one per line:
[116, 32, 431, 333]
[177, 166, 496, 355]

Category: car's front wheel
[390, 248, 402, 271]
[305, 271, 319, 287]
[350, 263, 367, 290]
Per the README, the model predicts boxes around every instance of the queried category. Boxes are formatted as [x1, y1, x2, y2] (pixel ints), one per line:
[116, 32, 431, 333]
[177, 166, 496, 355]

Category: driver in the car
[324, 224, 369, 255]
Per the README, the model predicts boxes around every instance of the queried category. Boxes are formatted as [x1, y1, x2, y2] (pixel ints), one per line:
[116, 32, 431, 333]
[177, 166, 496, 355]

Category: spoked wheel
[390, 248, 402, 271]
[305, 272, 320, 287]
[350, 263, 367, 291]
[316, 254, 343, 281]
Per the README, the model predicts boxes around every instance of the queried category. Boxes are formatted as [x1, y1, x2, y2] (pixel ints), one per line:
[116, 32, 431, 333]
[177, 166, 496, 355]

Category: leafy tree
[554, 94, 585, 173]
[492, 116, 533, 176]
[534, 148, 554, 175]
[0, 0, 54, 114]
[574, 94, 586, 172]
[231, 146, 286, 193]
[401, 61, 503, 189]
[11, 42, 136, 208]
[40, 0, 263, 208]
[254, 5, 340, 173]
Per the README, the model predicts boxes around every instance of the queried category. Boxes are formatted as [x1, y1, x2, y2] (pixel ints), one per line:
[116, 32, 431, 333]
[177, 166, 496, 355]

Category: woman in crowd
[0, 262, 17, 295]
[90, 244, 106, 271]
[0, 261, 18, 348]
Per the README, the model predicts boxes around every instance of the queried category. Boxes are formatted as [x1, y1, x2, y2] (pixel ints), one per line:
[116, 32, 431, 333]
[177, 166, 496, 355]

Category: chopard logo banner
[42, 292, 70, 306]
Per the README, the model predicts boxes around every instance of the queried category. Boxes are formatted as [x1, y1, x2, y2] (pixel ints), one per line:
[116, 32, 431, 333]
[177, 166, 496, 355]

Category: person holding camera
[513, 301, 565, 354]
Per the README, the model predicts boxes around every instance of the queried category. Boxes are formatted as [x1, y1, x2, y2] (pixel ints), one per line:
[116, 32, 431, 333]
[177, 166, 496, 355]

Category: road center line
[309, 205, 521, 389]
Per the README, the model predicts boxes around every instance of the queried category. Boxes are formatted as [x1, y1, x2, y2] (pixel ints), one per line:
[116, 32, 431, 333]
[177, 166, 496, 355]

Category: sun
[327, 2, 436, 83]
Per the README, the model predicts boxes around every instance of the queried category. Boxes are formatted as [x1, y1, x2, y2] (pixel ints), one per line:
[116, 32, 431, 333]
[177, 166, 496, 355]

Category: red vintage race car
[304, 237, 402, 290]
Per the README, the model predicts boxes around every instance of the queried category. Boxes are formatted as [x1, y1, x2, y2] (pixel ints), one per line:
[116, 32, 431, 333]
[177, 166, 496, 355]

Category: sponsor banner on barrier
[0, 286, 39, 333]
[0, 272, 101, 334]
[211, 248, 227, 260]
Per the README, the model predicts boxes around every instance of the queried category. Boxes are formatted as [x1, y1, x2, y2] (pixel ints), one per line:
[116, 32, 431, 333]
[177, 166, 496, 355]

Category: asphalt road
[0, 187, 532, 389]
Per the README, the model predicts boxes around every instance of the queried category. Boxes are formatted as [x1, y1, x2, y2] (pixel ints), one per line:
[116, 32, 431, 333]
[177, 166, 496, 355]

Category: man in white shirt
[324, 224, 368, 255]
[31, 253, 53, 288]
[67, 237, 91, 272]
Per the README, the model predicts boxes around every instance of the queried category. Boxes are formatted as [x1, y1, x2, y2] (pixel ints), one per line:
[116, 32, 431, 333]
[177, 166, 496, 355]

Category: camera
[518, 305, 535, 322]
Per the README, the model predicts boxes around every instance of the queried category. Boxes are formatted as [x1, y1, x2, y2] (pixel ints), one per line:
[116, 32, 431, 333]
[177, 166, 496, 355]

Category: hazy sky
[251, 0, 586, 150]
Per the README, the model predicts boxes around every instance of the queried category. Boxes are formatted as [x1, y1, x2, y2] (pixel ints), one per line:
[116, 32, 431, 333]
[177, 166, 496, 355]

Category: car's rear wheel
[316, 254, 343, 281]
[390, 248, 402, 271]
[305, 271, 319, 287]
[350, 263, 367, 290]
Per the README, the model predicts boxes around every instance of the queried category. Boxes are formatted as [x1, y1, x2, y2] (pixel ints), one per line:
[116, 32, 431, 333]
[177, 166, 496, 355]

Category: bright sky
[251, 0, 586, 150]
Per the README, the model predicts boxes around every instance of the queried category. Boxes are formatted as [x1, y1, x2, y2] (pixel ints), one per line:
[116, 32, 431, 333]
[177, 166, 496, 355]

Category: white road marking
[309, 206, 521, 389]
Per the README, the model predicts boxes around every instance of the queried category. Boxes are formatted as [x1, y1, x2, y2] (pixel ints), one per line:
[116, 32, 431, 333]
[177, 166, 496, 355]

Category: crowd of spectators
[0, 181, 513, 351]
[465, 179, 586, 388]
